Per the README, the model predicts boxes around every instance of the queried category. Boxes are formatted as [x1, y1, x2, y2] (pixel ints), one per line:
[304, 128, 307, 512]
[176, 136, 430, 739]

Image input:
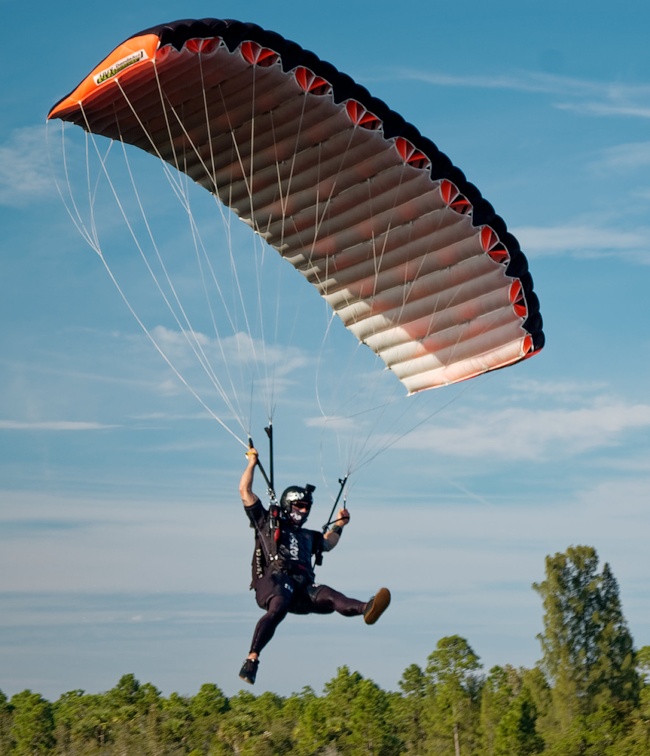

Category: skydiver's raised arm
[239, 447, 260, 508]
[323, 507, 350, 551]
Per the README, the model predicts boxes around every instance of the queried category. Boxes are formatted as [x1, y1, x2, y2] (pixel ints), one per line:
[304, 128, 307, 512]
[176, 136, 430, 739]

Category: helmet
[280, 484, 315, 526]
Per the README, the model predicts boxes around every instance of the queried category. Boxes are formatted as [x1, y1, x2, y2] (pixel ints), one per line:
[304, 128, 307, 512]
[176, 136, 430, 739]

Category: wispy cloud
[0, 126, 56, 207]
[150, 326, 309, 374]
[594, 141, 650, 172]
[305, 414, 358, 432]
[392, 68, 650, 120]
[0, 420, 117, 431]
[508, 378, 610, 401]
[514, 223, 650, 263]
[392, 68, 596, 96]
[397, 396, 650, 460]
[557, 102, 650, 119]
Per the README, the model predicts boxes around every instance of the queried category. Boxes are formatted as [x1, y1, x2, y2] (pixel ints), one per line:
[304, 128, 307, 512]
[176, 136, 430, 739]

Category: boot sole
[364, 587, 391, 625]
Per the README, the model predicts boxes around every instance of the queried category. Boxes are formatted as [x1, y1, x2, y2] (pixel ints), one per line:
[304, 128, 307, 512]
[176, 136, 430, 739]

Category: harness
[249, 504, 323, 587]
[245, 431, 339, 585]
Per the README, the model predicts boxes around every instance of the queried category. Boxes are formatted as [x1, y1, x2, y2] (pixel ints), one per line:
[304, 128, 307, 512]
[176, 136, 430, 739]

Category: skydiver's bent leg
[240, 574, 295, 685]
[249, 594, 291, 655]
[308, 584, 366, 616]
[249, 572, 295, 655]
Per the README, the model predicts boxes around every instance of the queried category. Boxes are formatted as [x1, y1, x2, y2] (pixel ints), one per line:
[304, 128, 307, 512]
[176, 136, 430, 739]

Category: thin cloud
[0, 126, 56, 206]
[0, 420, 117, 431]
[508, 377, 610, 402]
[514, 223, 650, 263]
[392, 67, 650, 120]
[595, 141, 650, 172]
[150, 326, 307, 369]
[397, 398, 650, 460]
[393, 68, 605, 96]
[305, 414, 358, 432]
[557, 102, 650, 119]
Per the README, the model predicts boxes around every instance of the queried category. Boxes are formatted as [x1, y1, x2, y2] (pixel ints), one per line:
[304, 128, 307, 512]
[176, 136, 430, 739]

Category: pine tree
[346, 678, 401, 755]
[533, 545, 640, 752]
[591, 563, 639, 712]
[0, 690, 13, 755]
[9, 690, 55, 756]
[161, 691, 194, 753]
[188, 682, 229, 752]
[493, 687, 544, 756]
[480, 665, 521, 754]
[615, 645, 650, 754]
[393, 664, 428, 753]
[425, 635, 483, 756]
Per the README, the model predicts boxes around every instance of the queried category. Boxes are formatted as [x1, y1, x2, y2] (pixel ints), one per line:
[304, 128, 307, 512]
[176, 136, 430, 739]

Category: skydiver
[238, 447, 391, 685]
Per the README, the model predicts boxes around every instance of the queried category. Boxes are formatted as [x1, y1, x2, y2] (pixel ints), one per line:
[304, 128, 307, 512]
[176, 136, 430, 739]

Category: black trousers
[249, 571, 365, 655]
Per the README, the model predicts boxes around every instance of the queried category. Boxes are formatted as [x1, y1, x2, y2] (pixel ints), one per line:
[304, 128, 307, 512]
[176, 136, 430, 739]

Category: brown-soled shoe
[363, 587, 391, 625]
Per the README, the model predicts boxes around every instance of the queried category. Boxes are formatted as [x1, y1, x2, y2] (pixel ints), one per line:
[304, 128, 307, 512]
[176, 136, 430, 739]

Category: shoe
[239, 657, 259, 685]
[363, 587, 391, 625]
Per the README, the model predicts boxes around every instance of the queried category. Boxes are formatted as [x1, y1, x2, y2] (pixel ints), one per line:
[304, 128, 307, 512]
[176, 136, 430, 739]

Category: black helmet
[280, 484, 315, 525]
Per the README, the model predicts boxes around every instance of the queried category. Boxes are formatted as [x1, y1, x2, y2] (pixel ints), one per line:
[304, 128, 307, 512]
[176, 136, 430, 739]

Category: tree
[533, 545, 640, 752]
[614, 645, 650, 755]
[480, 665, 521, 755]
[592, 562, 639, 711]
[0, 690, 13, 755]
[345, 678, 401, 755]
[493, 687, 544, 756]
[161, 691, 193, 753]
[52, 689, 94, 755]
[425, 635, 483, 756]
[9, 690, 55, 756]
[188, 682, 229, 753]
[216, 689, 288, 755]
[69, 692, 114, 752]
[311, 666, 367, 753]
[292, 666, 400, 756]
[292, 690, 330, 756]
[393, 664, 428, 754]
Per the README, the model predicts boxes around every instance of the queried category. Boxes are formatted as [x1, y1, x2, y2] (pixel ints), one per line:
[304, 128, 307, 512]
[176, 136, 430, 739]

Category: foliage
[480, 665, 522, 754]
[424, 635, 482, 755]
[9, 690, 55, 756]
[492, 686, 544, 756]
[533, 545, 640, 753]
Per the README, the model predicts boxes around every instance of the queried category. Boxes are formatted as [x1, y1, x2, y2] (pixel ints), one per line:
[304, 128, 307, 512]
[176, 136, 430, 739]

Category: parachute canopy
[48, 18, 544, 394]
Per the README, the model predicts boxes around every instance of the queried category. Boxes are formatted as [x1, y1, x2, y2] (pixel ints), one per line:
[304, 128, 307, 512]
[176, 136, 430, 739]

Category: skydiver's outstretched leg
[309, 584, 366, 615]
[310, 584, 391, 623]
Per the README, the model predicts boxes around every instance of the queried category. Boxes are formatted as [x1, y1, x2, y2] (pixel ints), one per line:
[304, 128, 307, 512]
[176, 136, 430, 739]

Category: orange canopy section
[48, 34, 161, 122]
[48, 18, 544, 393]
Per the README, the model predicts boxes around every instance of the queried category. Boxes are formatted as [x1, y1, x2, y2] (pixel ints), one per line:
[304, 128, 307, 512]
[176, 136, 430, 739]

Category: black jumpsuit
[245, 497, 365, 655]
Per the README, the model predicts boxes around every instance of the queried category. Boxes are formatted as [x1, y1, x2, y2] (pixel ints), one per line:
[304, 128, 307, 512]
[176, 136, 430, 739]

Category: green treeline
[2, 545, 650, 755]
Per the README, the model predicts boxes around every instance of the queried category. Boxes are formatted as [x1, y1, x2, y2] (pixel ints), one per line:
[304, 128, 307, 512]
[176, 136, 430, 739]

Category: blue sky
[2, 0, 650, 701]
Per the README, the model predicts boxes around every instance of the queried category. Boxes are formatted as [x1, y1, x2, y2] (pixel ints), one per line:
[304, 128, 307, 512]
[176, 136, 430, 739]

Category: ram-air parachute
[48, 18, 544, 474]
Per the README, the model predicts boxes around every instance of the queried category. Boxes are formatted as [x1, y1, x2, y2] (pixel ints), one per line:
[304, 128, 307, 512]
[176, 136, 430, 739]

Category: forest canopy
[2, 546, 649, 755]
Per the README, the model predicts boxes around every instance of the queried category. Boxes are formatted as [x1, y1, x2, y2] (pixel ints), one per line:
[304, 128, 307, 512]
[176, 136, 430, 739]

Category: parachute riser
[264, 424, 275, 495]
[249, 434, 281, 561]
[322, 475, 349, 533]
[248, 435, 276, 503]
